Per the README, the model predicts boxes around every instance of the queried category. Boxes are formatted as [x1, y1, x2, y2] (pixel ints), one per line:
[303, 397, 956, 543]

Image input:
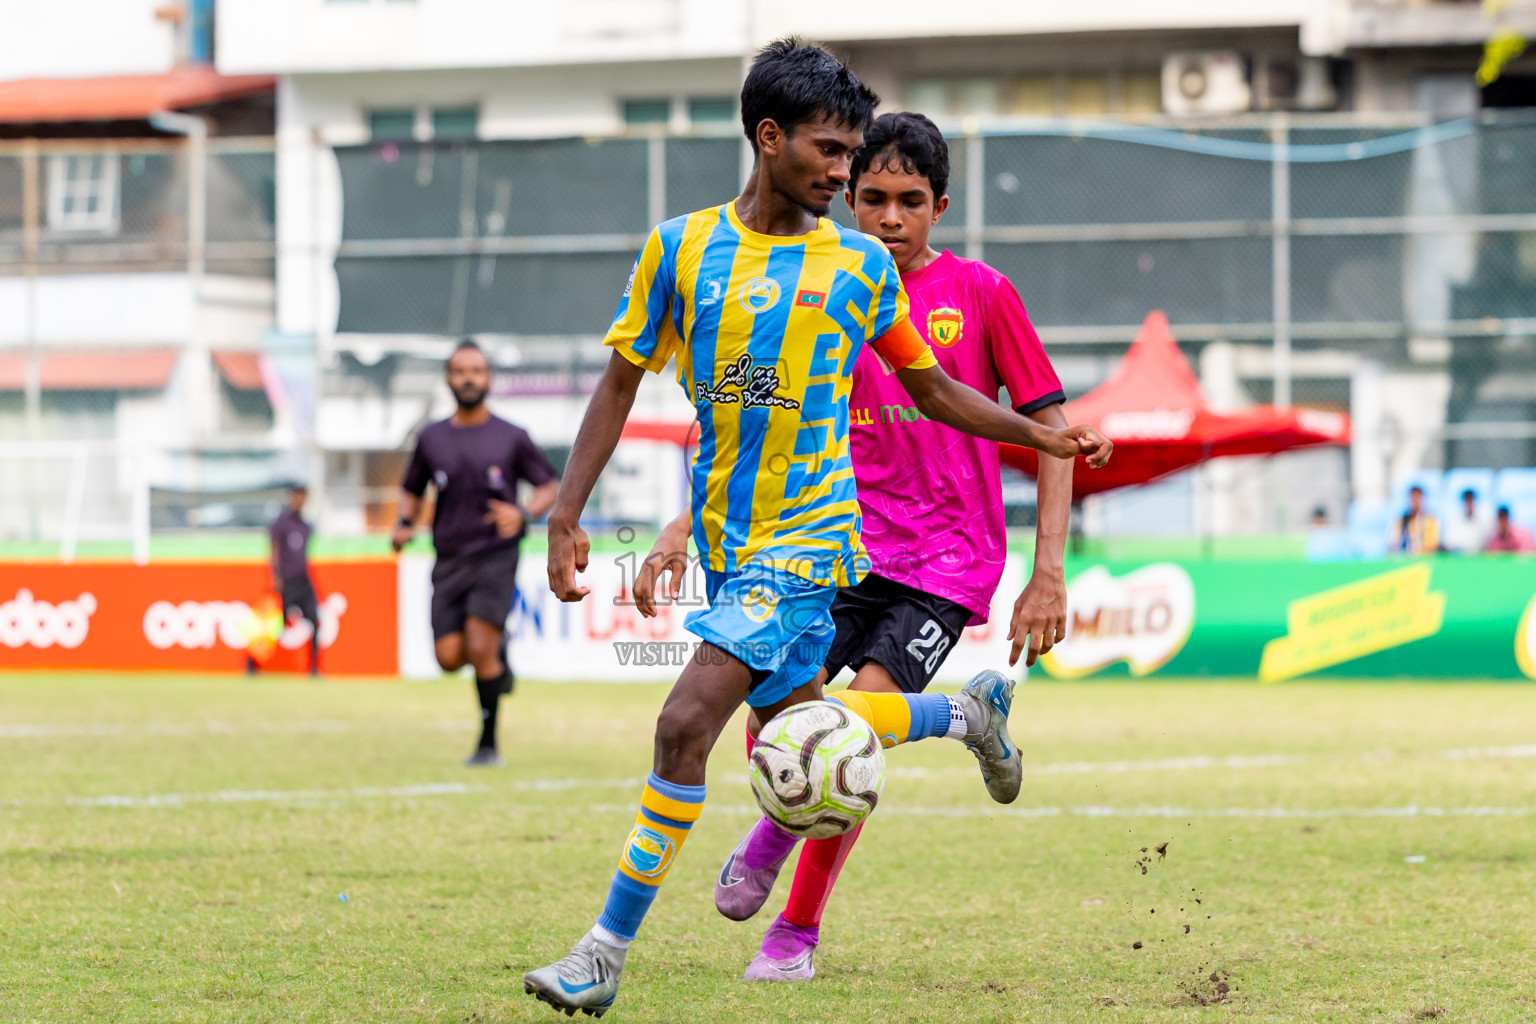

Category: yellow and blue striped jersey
[606, 201, 937, 587]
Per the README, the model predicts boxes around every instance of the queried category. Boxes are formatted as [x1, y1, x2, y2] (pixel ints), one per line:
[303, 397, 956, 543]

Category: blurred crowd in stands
[1392, 486, 1536, 555]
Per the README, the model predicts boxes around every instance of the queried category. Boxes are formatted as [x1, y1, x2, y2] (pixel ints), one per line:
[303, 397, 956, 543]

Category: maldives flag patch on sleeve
[794, 289, 827, 309]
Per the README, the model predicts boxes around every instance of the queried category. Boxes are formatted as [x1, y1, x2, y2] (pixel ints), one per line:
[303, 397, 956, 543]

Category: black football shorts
[823, 573, 973, 694]
[280, 574, 320, 627]
[430, 542, 520, 639]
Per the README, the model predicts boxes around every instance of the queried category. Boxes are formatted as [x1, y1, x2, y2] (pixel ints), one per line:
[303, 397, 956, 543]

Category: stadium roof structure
[1000, 311, 1351, 499]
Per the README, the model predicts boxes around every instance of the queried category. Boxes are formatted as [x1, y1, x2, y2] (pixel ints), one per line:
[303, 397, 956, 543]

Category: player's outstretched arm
[895, 363, 1113, 467]
[546, 351, 647, 602]
[633, 511, 690, 618]
[1010, 401, 1072, 668]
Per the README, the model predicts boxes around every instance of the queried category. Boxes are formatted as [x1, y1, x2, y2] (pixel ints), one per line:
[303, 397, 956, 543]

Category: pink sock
[741, 816, 799, 871]
[761, 914, 819, 957]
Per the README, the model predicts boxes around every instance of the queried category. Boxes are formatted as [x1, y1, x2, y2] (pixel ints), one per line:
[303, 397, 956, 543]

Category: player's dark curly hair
[740, 38, 878, 152]
[848, 112, 951, 199]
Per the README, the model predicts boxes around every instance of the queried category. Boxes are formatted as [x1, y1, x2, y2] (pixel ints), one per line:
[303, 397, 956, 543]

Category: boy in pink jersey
[637, 112, 1077, 982]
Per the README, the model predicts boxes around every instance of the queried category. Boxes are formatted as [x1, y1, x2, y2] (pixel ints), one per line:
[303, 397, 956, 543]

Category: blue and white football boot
[523, 929, 625, 1018]
[957, 670, 1022, 804]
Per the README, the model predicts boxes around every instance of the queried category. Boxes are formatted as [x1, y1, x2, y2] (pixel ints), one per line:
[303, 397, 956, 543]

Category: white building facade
[0, 0, 278, 553]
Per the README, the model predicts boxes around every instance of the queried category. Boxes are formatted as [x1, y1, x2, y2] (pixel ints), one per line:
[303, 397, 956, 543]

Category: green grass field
[3, 674, 1534, 1023]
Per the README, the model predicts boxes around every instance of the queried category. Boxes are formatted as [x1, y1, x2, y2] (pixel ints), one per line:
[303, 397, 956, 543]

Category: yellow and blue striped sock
[593, 773, 705, 944]
[827, 690, 958, 749]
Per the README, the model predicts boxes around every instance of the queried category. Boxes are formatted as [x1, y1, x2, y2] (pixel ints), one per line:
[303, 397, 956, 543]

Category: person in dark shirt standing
[393, 340, 560, 766]
[270, 482, 321, 676]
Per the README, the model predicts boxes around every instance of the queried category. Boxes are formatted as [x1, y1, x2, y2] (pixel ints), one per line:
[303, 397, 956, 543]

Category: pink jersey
[850, 250, 1064, 625]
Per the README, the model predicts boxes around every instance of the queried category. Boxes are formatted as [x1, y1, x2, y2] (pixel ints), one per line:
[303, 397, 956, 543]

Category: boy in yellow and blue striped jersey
[524, 39, 1111, 1017]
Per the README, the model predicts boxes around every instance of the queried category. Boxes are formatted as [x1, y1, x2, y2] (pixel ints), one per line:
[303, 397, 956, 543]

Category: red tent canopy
[1001, 311, 1350, 498]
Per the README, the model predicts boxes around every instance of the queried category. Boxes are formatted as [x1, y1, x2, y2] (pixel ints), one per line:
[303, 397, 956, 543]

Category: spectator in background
[1394, 485, 1440, 554]
[1309, 506, 1329, 527]
[271, 482, 320, 675]
[1483, 505, 1536, 553]
[1441, 488, 1493, 554]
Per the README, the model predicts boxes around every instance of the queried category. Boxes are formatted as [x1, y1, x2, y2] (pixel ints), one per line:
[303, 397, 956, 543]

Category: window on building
[909, 72, 1165, 118]
[1006, 77, 1055, 115]
[904, 80, 949, 118]
[431, 107, 479, 140]
[219, 379, 275, 434]
[368, 108, 416, 140]
[1121, 72, 1164, 114]
[623, 98, 671, 128]
[46, 154, 119, 233]
[955, 79, 1001, 117]
[687, 96, 735, 126]
[1066, 75, 1109, 116]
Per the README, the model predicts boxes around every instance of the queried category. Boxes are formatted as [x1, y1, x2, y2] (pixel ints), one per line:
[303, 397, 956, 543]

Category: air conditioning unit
[1162, 52, 1252, 115]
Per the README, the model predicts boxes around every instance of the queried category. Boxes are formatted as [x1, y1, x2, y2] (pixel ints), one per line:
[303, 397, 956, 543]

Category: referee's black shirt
[402, 415, 556, 559]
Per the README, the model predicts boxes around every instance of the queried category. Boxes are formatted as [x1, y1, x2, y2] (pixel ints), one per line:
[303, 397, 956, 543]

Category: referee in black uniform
[392, 341, 560, 766]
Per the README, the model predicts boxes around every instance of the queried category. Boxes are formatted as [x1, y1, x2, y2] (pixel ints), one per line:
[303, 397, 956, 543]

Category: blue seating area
[1308, 467, 1536, 561]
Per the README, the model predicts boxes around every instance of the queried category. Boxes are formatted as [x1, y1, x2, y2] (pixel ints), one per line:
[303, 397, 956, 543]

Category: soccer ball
[749, 701, 886, 839]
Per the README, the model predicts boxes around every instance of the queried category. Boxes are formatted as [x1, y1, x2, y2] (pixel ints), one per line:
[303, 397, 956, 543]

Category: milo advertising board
[1041, 557, 1536, 680]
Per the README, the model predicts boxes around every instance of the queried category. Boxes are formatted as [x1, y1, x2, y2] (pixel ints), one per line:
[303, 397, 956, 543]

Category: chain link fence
[331, 117, 1536, 425]
[325, 114, 1536, 539]
[0, 138, 275, 272]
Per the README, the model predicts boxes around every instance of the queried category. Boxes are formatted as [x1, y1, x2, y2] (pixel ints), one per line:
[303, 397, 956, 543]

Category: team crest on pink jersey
[927, 307, 964, 347]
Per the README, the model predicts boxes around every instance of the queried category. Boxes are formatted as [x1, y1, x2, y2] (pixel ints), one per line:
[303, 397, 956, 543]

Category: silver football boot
[956, 670, 1022, 803]
[523, 929, 626, 1017]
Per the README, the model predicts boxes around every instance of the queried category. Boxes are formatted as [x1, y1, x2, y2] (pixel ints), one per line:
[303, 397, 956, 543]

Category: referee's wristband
[395, 516, 413, 531]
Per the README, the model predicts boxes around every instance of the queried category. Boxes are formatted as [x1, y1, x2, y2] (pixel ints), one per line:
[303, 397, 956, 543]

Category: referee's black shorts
[430, 542, 520, 639]
[280, 574, 320, 627]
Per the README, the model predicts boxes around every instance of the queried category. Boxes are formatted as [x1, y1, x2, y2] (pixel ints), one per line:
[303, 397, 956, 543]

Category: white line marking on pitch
[16, 776, 1534, 821]
[881, 743, 1536, 780]
[8, 720, 1533, 779]
[592, 802, 1535, 821]
[0, 721, 352, 738]
[34, 776, 646, 809]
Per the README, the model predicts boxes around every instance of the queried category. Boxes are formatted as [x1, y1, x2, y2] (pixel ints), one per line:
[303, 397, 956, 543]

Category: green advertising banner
[1038, 557, 1536, 680]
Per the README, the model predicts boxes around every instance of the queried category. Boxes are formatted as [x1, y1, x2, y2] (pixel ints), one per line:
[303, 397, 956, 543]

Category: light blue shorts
[684, 566, 837, 708]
